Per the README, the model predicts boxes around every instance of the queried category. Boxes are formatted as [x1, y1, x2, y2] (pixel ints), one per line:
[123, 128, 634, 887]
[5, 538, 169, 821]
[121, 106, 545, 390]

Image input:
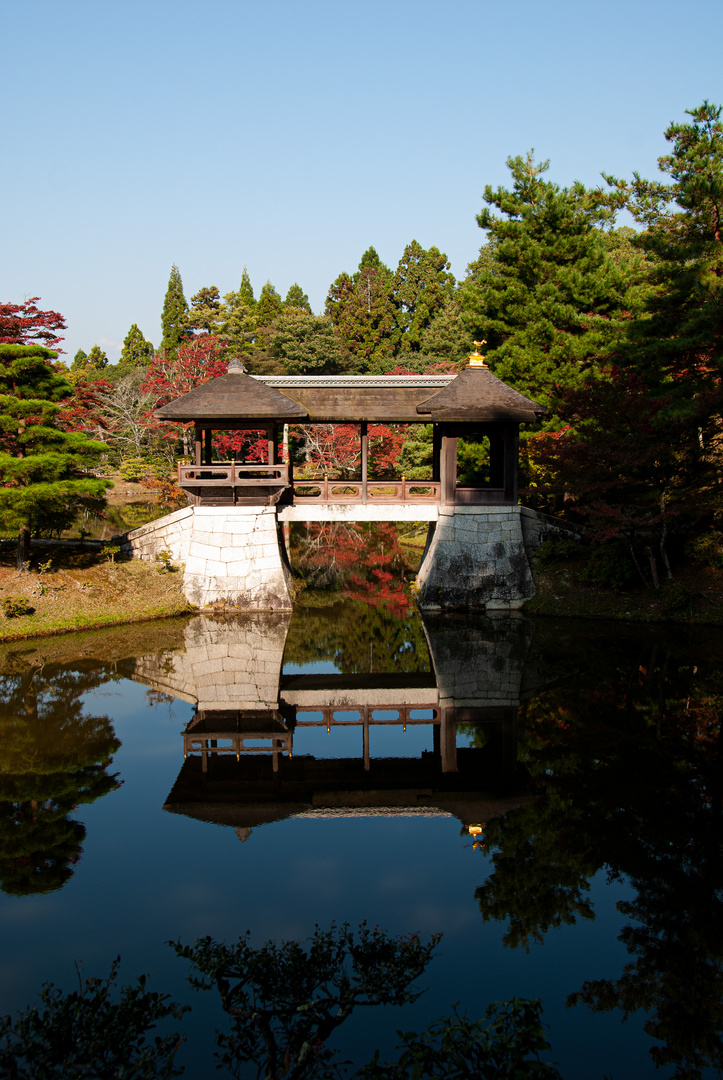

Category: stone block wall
[118, 505, 194, 564]
[519, 506, 584, 560]
[416, 506, 535, 610]
[119, 505, 293, 611]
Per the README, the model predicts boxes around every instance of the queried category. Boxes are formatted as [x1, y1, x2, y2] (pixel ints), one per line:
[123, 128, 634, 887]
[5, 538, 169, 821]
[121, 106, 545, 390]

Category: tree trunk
[16, 526, 30, 571]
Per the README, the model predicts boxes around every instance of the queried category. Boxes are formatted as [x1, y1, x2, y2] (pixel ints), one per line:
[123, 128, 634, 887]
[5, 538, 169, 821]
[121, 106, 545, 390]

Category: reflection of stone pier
[125, 609, 551, 839]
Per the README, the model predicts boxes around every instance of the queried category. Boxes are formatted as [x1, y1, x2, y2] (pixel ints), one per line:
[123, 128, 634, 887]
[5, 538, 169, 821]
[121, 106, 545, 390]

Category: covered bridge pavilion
[123, 348, 559, 611]
[154, 346, 545, 513]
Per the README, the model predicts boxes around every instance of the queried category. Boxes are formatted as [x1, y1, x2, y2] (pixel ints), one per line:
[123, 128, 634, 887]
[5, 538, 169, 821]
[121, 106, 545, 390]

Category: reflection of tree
[283, 596, 431, 675]
[474, 636, 723, 1076]
[290, 521, 413, 615]
[0, 666, 121, 895]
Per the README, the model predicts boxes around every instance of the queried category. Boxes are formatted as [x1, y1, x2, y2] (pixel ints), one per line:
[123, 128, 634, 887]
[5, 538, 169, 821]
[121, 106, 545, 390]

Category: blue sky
[2, 0, 720, 362]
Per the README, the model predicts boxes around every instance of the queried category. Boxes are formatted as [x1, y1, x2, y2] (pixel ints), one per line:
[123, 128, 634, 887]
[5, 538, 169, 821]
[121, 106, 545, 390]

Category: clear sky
[2, 0, 721, 362]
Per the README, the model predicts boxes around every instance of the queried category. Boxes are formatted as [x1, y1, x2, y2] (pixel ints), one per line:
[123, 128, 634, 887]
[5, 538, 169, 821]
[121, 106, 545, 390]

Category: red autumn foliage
[140, 335, 269, 460]
[298, 423, 405, 477]
[292, 521, 412, 614]
[57, 376, 114, 438]
[0, 298, 67, 351]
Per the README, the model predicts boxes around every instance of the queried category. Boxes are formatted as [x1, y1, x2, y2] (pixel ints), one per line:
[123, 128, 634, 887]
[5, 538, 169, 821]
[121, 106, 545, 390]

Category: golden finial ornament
[468, 340, 488, 368]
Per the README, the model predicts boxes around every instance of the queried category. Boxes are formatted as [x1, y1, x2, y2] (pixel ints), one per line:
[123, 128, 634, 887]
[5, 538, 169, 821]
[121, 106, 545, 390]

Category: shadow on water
[1, 608, 723, 1076]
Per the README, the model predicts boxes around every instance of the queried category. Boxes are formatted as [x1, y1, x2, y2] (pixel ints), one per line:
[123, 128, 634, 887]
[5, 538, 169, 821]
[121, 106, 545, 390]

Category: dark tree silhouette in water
[0, 665, 121, 895]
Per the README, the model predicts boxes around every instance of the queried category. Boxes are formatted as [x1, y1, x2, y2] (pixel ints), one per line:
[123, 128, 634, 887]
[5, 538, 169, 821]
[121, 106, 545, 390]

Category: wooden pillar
[504, 425, 519, 503]
[267, 425, 276, 465]
[440, 707, 458, 773]
[194, 424, 202, 466]
[203, 428, 212, 465]
[360, 421, 368, 504]
[432, 424, 442, 483]
[363, 705, 370, 771]
[441, 432, 458, 506]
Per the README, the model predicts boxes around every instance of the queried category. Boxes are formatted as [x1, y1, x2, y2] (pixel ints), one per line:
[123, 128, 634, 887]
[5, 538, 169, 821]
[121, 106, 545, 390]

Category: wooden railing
[292, 477, 441, 504]
[176, 465, 508, 506]
[178, 462, 289, 489]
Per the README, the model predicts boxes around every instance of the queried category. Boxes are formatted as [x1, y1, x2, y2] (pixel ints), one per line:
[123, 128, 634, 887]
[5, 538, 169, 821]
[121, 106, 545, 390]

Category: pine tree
[462, 153, 636, 422]
[606, 102, 723, 409]
[188, 285, 224, 334]
[160, 264, 189, 356]
[284, 282, 312, 313]
[391, 240, 456, 355]
[0, 344, 111, 567]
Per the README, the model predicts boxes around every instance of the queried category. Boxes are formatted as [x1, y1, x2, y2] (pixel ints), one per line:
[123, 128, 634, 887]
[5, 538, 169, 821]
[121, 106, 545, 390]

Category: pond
[1, 598, 722, 1078]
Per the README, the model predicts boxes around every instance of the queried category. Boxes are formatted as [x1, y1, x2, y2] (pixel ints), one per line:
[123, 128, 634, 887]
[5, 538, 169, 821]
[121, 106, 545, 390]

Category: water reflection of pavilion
[127, 612, 547, 837]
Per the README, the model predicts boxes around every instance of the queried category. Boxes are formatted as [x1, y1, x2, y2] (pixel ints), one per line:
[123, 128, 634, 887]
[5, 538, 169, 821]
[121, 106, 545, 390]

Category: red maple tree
[0, 297, 66, 351]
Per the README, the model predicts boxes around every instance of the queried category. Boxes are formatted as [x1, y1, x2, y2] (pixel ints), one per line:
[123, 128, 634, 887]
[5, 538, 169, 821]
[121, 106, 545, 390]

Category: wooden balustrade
[178, 462, 289, 488]
[291, 478, 441, 504]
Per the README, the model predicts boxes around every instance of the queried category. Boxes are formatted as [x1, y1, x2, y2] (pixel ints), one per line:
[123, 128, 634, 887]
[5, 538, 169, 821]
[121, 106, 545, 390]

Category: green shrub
[2, 596, 33, 618]
[579, 542, 637, 591]
[685, 531, 723, 569]
[155, 549, 174, 572]
[534, 538, 581, 566]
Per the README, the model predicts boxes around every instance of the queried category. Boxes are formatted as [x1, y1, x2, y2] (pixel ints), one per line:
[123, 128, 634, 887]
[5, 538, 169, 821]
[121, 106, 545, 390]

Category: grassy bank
[524, 544, 723, 625]
[0, 543, 193, 642]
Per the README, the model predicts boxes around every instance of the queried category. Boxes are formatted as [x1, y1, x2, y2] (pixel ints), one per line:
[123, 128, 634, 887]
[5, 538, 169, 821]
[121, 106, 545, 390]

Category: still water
[1, 599, 722, 1078]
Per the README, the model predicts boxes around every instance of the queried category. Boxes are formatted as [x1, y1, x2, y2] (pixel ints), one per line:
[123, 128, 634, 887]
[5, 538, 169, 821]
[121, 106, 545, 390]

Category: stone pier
[119, 505, 293, 611]
[119, 502, 578, 612]
[416, 505, 535, 610]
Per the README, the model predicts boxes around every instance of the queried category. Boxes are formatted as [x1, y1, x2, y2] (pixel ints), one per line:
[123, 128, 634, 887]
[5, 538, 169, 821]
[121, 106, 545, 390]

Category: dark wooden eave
[416, 366, 546, 423]
[154, 370, 308, 423]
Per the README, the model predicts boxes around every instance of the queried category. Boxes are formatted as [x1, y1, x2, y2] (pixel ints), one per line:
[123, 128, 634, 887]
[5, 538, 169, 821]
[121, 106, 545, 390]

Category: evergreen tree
[221, 270, 258, 357]
[256, 281, 283, 328]
[462, 153, 637, 423]
[0, 344, 111, 567]
[254, 309, 351, 375]
[237, 267, 256, 309]
[188, 285, 224, 335]
[284, 282, 312, 313]
[70, 345, 108, 384]
[605, 102, 723, 430]
[391, 240, 456, 355]
[535, 103, 723, 540]
[116, 323, 154, 379]
[160, 264, 189, 356]
[419, 294, 472, 366]
[325, 247, 396, 372]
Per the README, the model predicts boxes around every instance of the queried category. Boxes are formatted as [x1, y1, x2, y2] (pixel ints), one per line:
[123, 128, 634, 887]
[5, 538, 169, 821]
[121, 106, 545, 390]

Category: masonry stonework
[416, 506, 535, 610]
[119, 505, 293, 611]
[119, 502, 580, 613]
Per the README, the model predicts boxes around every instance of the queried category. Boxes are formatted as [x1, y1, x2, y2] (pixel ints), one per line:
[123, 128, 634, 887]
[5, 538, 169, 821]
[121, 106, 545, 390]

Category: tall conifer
[160, 264, 189, 356]
[462, 153, 634, 422]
